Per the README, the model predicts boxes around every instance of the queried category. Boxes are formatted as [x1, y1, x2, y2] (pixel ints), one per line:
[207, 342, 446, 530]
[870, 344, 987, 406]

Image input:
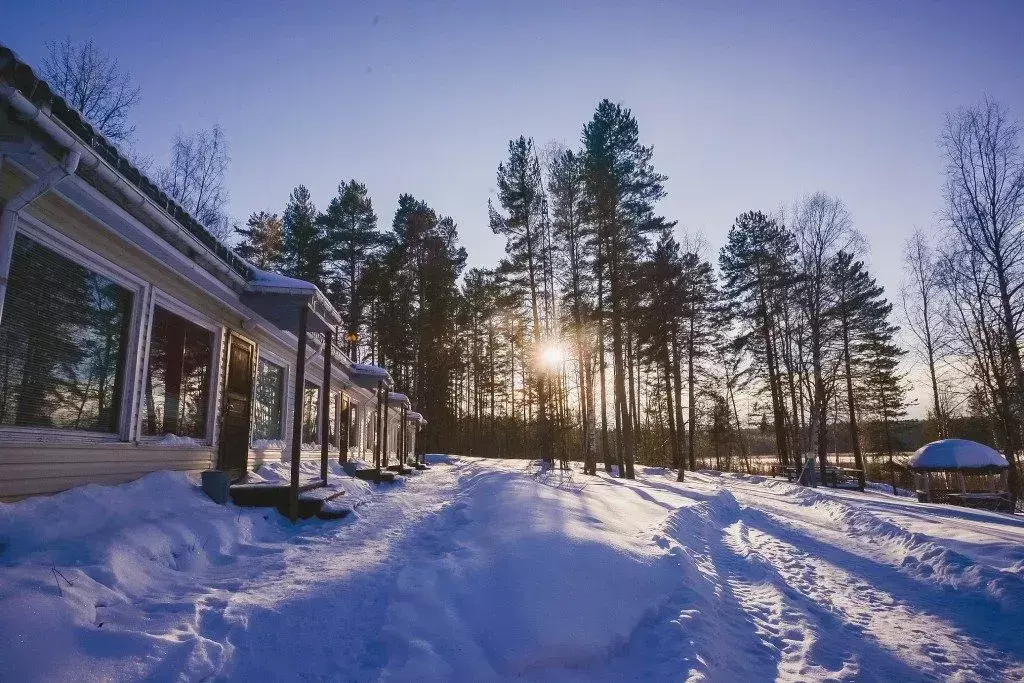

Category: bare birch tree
[40, 38, 141, 145]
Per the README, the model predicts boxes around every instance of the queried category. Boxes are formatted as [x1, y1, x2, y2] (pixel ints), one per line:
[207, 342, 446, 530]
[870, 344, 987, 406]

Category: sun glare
[538, 344, 565, 369]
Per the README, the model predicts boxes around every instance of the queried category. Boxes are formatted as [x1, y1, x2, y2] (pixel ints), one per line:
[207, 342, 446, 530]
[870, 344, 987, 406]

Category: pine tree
[490, 136, 553, 461]
[548, 147, 598, 473]
[859, 318, 907, 493]
[583, 99, 667, 479]
[636, 230, 686, 475]
[719, 211, 797, 470]
[830, 250, 891, 488]
[234, 211, 284, 270]
[281, 185, 328, 289]
[319, 180, 381, 358]
[679, 250, 718, 474]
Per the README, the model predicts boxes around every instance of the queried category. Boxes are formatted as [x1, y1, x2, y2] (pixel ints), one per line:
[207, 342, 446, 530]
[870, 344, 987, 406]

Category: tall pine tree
[281, 185, 328, 289]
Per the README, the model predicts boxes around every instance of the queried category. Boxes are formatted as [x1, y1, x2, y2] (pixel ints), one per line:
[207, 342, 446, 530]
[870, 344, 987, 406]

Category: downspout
[0, 147, 81, 324]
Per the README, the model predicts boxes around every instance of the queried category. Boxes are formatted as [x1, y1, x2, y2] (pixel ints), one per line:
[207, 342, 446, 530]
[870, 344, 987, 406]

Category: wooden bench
[945, 491, 1015, 513]
[824, 467, 864, 491]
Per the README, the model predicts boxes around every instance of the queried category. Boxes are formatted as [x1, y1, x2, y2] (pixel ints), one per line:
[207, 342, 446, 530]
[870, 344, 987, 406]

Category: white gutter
[0, 147, 80, 323]
[0, 85, 247, 290]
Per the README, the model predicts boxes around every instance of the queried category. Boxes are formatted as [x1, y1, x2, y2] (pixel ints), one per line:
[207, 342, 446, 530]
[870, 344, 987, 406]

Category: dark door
[219, 335, 255, 480]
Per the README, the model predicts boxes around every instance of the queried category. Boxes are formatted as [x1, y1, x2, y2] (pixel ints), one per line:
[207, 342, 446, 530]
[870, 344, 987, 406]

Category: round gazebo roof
[908, 439, 1009, 472]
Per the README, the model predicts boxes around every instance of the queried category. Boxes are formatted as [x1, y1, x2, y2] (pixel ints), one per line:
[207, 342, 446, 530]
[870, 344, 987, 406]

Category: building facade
[0, 44, 419, 500]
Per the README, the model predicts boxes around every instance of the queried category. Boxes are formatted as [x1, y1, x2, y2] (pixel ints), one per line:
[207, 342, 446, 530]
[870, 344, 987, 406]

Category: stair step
[352, 469, 397, 483]
[316, 501, 352, 520]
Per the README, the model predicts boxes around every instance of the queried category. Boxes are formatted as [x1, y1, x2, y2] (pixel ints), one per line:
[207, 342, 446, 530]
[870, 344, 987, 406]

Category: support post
[289, 306, 309, 522]
[400, 405, 407, 465]
[374, 380, 384, 472]
[340, 394, 349, 465]
[381, 393, 391, 469]
[321, 330, 332, 485]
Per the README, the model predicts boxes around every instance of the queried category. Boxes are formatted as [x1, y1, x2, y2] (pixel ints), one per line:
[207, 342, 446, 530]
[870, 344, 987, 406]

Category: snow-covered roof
[388, 392, 411, 408]
[349, 363, 393, 390]
[406, 411, 423, 422]
[246, 266, 319, 294]
[352, 363, 389, 378]
[908, 439, 1009, 471]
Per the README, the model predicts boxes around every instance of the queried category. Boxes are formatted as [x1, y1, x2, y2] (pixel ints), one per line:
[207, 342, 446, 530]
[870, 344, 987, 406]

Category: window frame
[251, 351, 288, 445]
[0, 215, 147, 443]
[300, 377, 323, 449]
[137, 289, 224, 446]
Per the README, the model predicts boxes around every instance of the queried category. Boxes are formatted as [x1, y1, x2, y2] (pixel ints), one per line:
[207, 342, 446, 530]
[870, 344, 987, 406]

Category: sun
[538, 343, 565, 370]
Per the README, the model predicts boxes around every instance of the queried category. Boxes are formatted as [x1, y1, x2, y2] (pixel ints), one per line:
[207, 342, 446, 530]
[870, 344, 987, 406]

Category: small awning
[388, 392, 411, 409]
[240, 266, 341, 336]
[350, 363, 393, 390]
[908, 439, 1010, 472]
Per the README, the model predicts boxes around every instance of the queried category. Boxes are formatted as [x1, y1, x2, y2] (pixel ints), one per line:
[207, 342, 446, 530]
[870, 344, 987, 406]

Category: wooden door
[218, 335, 255, 481]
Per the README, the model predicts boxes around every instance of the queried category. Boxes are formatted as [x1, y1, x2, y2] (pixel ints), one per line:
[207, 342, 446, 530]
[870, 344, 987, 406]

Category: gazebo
[909, 439, 1014, 512]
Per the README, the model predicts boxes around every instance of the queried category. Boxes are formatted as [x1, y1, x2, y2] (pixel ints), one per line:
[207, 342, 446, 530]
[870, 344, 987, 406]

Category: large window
[252, 358, 284, 441]
[301, 381, 320, 445]
[0, 233, 133, 432]
[143, 306, 213, 439]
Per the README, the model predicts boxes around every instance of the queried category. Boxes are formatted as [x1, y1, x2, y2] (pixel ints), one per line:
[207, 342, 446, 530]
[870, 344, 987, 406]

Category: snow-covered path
[1, 458, 1022, 681]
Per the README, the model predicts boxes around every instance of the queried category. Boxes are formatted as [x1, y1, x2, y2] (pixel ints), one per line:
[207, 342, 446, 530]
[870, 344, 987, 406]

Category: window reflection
[253, 358, 284, 441]
[143, 306, 213, 439]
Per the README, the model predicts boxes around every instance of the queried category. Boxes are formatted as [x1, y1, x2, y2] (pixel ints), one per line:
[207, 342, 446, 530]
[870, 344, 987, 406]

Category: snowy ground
[1, 458, 1022, 682]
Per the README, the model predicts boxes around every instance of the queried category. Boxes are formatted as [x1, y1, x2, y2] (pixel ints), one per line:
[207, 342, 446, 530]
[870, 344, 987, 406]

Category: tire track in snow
[721, 512, 1024, 682]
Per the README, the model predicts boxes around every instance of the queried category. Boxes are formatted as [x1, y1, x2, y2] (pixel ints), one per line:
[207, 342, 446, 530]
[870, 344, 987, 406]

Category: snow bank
[424, 453, 458, 464]
[726, 473, 1024, 612]
[0, 472, 293, 680]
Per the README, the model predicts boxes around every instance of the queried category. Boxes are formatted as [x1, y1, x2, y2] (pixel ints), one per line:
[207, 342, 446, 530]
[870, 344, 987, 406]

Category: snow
[245, 265, 318, 293]
[909, 438, 1010, 470]
[1, 459, 1022, 681]
[154, 433, 206, 447]
[388, 392, 411, 406]
[351, 363, 390, 378]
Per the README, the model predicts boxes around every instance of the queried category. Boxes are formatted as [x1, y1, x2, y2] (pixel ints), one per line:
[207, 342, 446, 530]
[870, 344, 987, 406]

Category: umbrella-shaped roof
[908, 439, 1009, 472]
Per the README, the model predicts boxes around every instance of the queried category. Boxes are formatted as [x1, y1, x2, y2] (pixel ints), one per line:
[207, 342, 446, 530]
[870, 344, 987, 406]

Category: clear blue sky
[4, 0, 1024, 300]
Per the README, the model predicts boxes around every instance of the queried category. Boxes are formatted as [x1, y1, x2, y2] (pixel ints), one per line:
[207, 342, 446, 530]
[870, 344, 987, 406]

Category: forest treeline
[234, 98, 1024, 500]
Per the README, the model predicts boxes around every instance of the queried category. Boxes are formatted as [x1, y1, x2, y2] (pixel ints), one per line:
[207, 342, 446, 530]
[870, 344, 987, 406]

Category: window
[337, 394, 351, 450]
[301, 381, 320, 445]
[143, 306, 213, 439]
[0, 233, 133, 432]
[328, 393, 339, 447]
[252, 358, 284, 441]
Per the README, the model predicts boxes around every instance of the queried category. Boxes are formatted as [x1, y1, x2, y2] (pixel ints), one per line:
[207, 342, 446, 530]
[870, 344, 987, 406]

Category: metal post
[289, 306, 309, 522]
[321, 330, 332, 485]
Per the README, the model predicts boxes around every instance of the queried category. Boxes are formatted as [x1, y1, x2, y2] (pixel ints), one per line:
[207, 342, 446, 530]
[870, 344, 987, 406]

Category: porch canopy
[350, 363, 394, 391]
[908, 439, 1009, 473]
[240, 266, 343, 521]
[240, 267, 341, 336]
[388, 392, 411, 409]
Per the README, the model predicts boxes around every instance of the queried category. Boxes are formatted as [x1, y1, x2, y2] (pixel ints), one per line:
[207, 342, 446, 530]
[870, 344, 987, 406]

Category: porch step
[230, 481, 345, 519]
[316, 499, 352, 520]
[385, 464, 413, 475]
[352, 469, 397, 484]
[414, 464, 428, 470]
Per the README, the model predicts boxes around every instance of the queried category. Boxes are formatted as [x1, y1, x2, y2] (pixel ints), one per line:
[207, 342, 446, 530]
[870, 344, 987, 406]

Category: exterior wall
[0, 159, 382, 498]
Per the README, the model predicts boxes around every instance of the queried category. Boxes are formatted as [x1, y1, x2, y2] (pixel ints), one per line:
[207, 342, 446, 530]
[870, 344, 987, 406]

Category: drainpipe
[0, 147, 81, 324]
